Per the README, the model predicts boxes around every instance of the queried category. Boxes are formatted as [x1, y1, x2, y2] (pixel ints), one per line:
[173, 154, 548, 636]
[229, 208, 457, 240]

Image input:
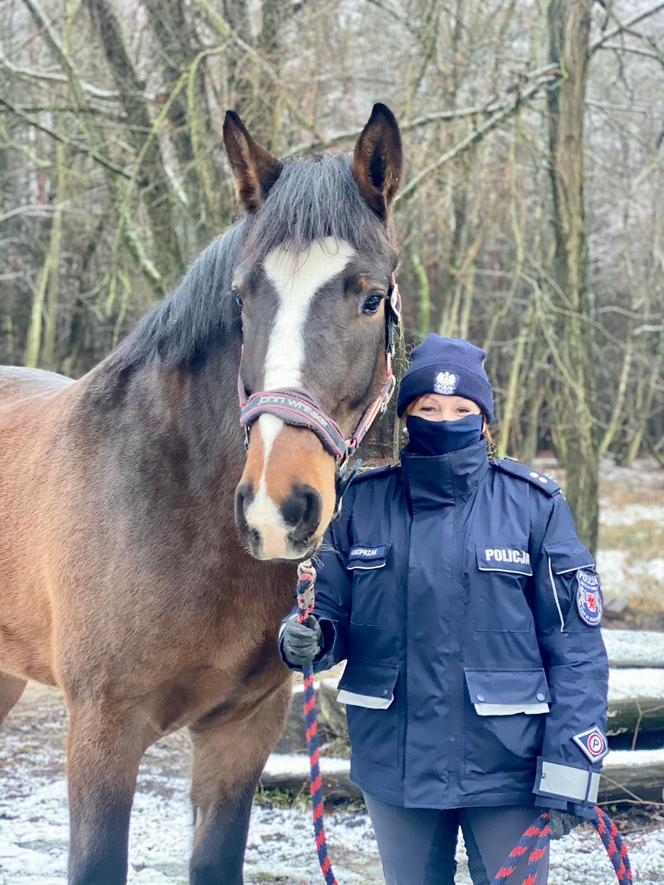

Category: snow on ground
[2, 687, 664, 884]
[533, 455, 664, 608]
[2, 763, 664, 884]
[599, 504, 664, 529]
[2, 457, 663, 882]
[602, 631, 664, 667]
[597, 549, 664, 606]
[609, 668, 664, 701]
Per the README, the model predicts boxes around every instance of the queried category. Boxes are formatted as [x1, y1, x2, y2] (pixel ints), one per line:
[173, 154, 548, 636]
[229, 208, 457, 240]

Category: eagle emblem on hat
[434, 370, 458, 395]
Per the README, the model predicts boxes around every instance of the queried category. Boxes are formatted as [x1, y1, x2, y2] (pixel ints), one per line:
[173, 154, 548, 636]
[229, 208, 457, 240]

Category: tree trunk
[545, 0, 599, 550]
[143, 0, 221, 248]
[84, 0, 184, 290]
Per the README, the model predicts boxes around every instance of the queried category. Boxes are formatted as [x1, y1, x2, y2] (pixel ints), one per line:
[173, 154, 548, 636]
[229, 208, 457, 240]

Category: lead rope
[293, 568, 631, 885]
[295, 559, 338, 885]
[492, 807, 632, 885]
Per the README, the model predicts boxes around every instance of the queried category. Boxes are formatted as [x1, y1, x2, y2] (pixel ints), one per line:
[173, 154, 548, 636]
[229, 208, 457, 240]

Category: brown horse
[0, 105, 402, 883]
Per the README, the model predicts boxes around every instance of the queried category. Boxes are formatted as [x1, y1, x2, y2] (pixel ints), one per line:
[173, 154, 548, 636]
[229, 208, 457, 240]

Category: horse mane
[108, 154, 390, 372]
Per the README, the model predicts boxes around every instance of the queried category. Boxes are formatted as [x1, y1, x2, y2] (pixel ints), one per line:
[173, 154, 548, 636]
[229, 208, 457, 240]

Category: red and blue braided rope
[296, 563, 338, 885]
[301, 661, 337, 885]
[491, 807, 632, 885]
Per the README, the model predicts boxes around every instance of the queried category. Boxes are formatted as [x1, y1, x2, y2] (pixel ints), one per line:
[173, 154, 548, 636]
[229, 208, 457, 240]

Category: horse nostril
[281, 484, 322, 540]
[235, 483, 254, 534]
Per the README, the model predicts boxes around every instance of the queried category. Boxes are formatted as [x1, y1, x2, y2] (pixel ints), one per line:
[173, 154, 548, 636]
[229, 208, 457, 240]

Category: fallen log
[260, 750, 664, 806]
[607, 669, 664, 735]
[598, 749, 664, 805]
[603, 630, 664, 669]
[259, 754, 359, 800]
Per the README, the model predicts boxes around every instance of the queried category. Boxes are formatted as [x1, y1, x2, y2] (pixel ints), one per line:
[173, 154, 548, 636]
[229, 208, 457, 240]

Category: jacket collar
[400, 439, 490, 509]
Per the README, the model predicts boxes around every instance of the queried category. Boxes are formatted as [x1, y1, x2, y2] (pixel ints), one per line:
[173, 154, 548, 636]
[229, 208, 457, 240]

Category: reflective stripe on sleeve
[535, 759, 601, 803]
[547, 556, 566, 632]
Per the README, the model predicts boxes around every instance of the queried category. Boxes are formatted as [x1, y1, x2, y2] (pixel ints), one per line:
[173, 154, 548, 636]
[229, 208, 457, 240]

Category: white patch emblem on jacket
[434, 370, 458, 394]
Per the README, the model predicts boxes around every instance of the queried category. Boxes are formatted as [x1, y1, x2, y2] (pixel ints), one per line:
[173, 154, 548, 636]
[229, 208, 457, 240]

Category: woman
[279, 334, 609, 885]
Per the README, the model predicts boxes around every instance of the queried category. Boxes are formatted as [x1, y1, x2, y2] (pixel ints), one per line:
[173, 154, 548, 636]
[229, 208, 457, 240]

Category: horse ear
[223, 111, 283, 213]
[352, 103, 403, 219]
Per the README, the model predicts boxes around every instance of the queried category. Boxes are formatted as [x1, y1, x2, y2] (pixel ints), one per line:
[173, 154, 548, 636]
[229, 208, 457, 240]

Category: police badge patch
[434, 370, 458, 395]
[576, 568, 603, 626]
[573, 725, 609, 763]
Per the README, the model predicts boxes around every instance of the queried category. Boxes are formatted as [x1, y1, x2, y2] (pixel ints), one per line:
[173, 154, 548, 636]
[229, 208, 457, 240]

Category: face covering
[405, 413, 483, 456]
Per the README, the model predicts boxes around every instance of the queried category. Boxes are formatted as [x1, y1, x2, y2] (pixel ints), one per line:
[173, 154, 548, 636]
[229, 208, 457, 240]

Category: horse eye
[232, 287, 243, 308]
[361, 292, 383, 315]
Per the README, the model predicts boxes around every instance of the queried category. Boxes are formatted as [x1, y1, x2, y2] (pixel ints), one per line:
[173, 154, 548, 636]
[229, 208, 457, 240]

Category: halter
[237, 275, 402, 511]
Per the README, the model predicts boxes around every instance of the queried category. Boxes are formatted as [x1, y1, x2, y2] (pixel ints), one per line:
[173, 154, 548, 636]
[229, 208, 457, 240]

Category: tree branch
[395, 65, 562, 203]
[0, 96, 133, 181]
[590, 3, 664, 54]
[0, 51, 134, 100]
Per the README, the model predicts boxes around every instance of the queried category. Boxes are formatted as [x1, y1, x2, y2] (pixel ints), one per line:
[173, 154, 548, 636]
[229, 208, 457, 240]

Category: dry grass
[599, 522, 664, 561]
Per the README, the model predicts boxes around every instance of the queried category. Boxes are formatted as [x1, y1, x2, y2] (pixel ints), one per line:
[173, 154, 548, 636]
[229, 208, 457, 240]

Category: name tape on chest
[576, 568, 603, 626]
[347, 544, 390, 570]
[350, 545, 387, 559]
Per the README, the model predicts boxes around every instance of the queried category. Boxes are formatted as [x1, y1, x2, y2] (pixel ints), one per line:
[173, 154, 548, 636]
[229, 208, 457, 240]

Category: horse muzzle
[234, 420, 336, 560]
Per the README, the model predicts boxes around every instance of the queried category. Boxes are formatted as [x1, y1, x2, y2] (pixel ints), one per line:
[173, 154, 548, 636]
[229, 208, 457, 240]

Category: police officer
[279, 335, 609, 885]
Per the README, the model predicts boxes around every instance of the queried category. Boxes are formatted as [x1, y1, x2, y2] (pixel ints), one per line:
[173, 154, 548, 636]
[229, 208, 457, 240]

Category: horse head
[224, 105, 402, 560]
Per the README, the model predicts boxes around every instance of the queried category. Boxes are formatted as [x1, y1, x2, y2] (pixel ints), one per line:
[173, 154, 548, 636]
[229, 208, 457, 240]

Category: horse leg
[0, 672, 26, 725]
[188, 680, 292, 885]
[66, 702, 149, 885]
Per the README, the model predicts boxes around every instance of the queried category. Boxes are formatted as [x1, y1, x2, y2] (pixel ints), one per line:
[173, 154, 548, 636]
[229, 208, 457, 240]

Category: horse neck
[82, 332, 246, 520]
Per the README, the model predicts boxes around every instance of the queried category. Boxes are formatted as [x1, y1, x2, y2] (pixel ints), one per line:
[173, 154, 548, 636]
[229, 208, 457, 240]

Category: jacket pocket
[338, 662, 400, 768]
[347, 542, 392, 626]
[464, 667, 549, 775]
[473, 543, 534, 632]
[544, 539, 594, 575]
[544, 539, 598, 631]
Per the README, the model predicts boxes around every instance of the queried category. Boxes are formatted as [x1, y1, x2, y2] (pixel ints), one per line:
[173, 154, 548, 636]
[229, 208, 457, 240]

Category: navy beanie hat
[397, 334, 494, 421]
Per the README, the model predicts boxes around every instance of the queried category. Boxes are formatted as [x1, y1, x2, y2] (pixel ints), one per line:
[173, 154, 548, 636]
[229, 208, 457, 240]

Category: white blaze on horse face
[262, 237, 356, 388]
[244, 237, 355, 558]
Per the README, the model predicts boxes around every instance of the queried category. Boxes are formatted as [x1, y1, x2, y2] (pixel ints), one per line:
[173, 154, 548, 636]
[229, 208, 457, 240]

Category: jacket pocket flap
[544, 539, 595, 574]
[464, 668, 551, 706]
[337, 662, 398, 708]
[347, 543, 391, 571]
[475, 543, 533, 576]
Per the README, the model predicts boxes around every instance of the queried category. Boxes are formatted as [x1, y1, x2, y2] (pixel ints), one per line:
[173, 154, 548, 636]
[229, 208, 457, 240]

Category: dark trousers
[363, 792, 549, 885]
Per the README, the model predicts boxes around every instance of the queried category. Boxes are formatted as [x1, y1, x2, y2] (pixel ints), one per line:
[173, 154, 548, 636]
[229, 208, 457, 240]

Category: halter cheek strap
[237, 276, 401, 493]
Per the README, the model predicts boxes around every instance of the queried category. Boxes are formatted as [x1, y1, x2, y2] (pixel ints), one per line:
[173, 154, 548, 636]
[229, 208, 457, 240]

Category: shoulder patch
[576, 568, 603, 625]
[573, 725, 609, 763]
[491, 459, 561, 496]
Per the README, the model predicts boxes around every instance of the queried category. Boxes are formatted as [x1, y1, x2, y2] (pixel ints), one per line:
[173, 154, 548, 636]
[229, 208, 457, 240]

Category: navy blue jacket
[279, 440, 609, 814]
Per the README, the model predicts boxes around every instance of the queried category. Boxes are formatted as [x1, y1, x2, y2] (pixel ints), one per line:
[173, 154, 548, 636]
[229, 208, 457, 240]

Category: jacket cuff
[571, 803, 598, 820]
[533, 757, 600, 805]
[311, 617, 344, 673]
[534, 794, 569, 812]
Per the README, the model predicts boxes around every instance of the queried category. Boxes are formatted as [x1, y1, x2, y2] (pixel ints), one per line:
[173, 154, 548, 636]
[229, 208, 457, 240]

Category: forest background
[1, 0, 663, 550]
